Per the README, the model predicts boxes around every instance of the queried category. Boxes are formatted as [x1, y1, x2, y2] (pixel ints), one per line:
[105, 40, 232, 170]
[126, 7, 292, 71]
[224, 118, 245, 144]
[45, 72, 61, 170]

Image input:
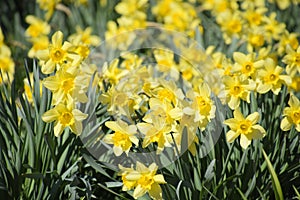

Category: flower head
[103, 120, 139, 156]
[224, 109, 266, 149]
[119, 162, 166, 200]
[281, 95, 300, 132]
[42, 100, 88, 136]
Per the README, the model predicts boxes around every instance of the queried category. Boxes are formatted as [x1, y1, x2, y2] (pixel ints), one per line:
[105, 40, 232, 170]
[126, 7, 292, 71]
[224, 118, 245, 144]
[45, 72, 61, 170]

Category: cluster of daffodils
[0, 28, 15, 84]
[13, 0, 300, 199]
[23, 8, 100, 136]
[100, 50, 216, 156]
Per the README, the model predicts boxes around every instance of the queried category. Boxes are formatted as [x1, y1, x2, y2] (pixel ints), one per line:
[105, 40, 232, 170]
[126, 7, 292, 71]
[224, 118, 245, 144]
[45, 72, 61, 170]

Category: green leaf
[293, 186, 300, 200]
[262, 149, 283, 200]
[105, 181, 123, 188]
[204, 159, 215, 182]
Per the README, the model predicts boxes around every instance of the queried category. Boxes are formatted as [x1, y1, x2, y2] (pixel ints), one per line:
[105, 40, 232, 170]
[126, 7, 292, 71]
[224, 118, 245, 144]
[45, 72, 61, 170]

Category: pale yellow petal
[54, 122, 64, 137]
[133, 185, 147, 199]
[240, 134, 251, 149]
[246, 112, 260, 124]
[280, 117, 292, 131]
[148, 183, 163, 200]
[226, 130, 239, 143]
[153, 174, 166, 184]
[42, 108, 59, 122]
[113, 146, 123, 156]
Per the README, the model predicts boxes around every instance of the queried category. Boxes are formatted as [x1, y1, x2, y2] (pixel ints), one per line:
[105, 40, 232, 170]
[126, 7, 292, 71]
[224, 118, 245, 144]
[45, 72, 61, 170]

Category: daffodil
[103, 120, 138, 156]
[282, 46, 300, 76]
[137, 109, 174, 154]
[232, 52, 264, 78]
[42, 100, 88, 136]
[36, 31, 80, 74]
[25, 15, 50, 38]
[223, 75, 256, 110]
[277, 31, 298, 56]
[0, 38, 15, 84]
[36, 0, 61, 20]
[224, 109, 266, 149]
[42, 67, 88, 105]
[119, 162, 166, 200]
[28, 36, 49, 58]
[185, 83, 216, 130]
[281, 95, 300, 132]
[256, 58, 291, 94]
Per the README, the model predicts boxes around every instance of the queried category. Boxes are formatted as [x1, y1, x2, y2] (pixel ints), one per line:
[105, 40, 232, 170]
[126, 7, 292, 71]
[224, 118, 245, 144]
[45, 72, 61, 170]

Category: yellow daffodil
[185, 83, 216, 130]
[25, 15, 50, 38]
[277, 31, 299, 56]
[42, 67, 88, 105]
[224, 109, 266, 149]
[68, 26, 101, 59]
[232, 52, 264, 78]
[23, 73, 43, 104]
[42, 100, 88, 136]
[216, 10, 243, 44]
[119, 162, 166, 200]
[137, 109, 174, 154]
[263, 12, 285, 41]
[36, 31, 80, 74]
[28, 36, 49, 58]
[256, 58, 291, 94]
[223, 75, 256, 110]
[282, 46, 300, 76]
[0, 41, 15, 84]
[281, 95, 300, 132]
[36, 0, 61, 20]
[103, 120, 139, 156]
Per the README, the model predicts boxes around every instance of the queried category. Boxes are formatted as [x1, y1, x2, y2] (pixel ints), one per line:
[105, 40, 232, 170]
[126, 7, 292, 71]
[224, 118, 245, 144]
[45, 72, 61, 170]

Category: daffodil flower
[282, 46, 300, 76]
[119, 162, 166, 200]
[103, 120, 139, 156]
[256, 58, 291, 94]
[43, 67, 88, 105]
[281, 95, 300, 132]
[36, 31, 81, 74]
[223, 75, 256, 110]
[42, 100, 88, 137]
[224, 109, 266, 149]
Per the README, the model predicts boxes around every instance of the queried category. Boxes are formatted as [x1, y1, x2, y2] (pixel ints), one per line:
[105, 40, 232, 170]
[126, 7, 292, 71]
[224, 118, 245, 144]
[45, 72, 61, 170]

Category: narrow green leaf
[204, 159, 215, 182]
[293, 186, 300, 200]
[105, 181, 123, 188]
[262, 149, 284, 200]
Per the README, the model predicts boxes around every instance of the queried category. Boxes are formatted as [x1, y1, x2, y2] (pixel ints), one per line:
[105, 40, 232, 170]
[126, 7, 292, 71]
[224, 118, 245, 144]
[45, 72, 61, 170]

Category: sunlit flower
[224, 109, 266, 149]
[223, 75, 256, 110]
[42, 67, 88, 105]
[36, 0, 61, 20]
[185, 83, 216, 130]
[0, 41, 14, 84]
[103, 120, 139, 156]
[137, 109, 175, 154]
[282, 46, 300, 76]
[23, 73, 43, 104]
[232, 52, 264, 78]
[28, 36, 49, 58]
[42, 100, 88, 136]
[281, 95, 300, 132]
[119, 162, 166, 200]
[36, 31, 80, 74]
[277, 31, 299, 56]
[25, 15, 50, 38]
[256, 58, 291, 94]
[216, 10, 243, 44]
[263, 12, 286, 41]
